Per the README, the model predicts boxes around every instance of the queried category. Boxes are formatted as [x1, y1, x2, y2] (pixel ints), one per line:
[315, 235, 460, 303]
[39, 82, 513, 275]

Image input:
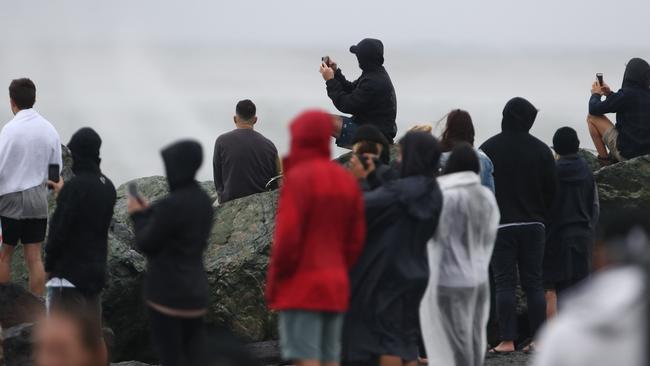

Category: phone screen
[48, 164, 60, 183]
[597, 73, 604, 86]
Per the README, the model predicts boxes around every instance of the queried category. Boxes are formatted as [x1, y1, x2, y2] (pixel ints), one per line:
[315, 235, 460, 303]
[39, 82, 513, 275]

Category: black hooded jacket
[480, 98, 557, 224]
[343, 132, 443, 362]
[589, 58, 650, 159]
[326, 38, 398, 142]
[45, 128, 117, 296]
[131, 140, 214, 310]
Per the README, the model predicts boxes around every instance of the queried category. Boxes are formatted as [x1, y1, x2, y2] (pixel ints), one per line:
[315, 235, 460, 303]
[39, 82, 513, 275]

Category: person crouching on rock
[347, 124, 399, 191]
[45, 127, 116, 365]
[265, 110, 366, 366]
[128, 140, 214, 366]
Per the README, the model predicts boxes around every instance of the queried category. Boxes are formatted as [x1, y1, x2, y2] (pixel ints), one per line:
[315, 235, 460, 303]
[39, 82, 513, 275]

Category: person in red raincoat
[266, 109, 366, 366]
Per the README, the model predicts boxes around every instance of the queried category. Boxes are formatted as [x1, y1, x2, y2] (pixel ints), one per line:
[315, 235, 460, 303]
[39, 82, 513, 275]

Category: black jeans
[491, 224, 546, 341]
[148, 308, 206, 366]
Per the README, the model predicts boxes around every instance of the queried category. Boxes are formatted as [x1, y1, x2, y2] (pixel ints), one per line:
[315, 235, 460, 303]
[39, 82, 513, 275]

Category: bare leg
[545, 290, 557, 319]
[0, 244, 15, 283]
[380, 355, 403, 366]
[296, 360, 321, 366]
[331, 115, 343, 139]
[323, 362, 340, 366]
[24, 243, 45, 296]
[403, 361, 418, 366]
[586, 114, 614, 158]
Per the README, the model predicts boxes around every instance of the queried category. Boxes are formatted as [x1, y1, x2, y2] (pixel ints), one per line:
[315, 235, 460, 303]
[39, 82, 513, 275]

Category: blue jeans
[491, 224, 546, 341]
[335, 116, 359, 148]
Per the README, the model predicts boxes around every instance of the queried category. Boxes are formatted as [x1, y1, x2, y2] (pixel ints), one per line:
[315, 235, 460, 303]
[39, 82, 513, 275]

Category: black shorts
[0, 216, 47, 246]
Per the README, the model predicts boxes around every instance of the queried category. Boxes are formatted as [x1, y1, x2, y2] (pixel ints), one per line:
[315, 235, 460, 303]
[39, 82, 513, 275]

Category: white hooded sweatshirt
[420, 171, 500, 366]
[534, 265, 644, 366]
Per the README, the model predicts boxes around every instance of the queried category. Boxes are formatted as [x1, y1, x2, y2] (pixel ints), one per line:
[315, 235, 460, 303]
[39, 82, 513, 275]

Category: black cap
[553, 127, 580, 155]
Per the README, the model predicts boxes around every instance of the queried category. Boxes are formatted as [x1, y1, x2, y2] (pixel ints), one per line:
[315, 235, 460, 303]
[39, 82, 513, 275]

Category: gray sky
[3, 0, 649, 48]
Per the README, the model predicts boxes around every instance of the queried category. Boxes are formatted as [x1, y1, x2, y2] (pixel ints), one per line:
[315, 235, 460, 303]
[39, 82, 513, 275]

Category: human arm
[213, 140, 224, 202]
[44, 180, 81, 273]
[542, 150, 558, 213]
[130, 198, 176, 257]
[589, 83, 628, 116]
[326, 78, 375, 115]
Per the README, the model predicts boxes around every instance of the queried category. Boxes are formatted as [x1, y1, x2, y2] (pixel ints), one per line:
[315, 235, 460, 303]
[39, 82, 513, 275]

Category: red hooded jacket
[265, 110, 366, 312]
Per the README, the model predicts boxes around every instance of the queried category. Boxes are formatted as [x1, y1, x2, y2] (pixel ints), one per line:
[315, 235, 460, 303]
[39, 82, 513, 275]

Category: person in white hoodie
[0, 78, 62, 296]
[534, 211, 649, 366]
[419, 143, 500, 366]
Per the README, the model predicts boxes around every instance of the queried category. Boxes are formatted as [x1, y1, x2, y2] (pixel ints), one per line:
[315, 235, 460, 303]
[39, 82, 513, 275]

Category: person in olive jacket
[128, 140, 214, 366]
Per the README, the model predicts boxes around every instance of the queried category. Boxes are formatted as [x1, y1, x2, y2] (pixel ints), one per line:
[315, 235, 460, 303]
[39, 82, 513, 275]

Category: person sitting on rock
[543, 127, 599, 318]
[45, 127, 116, 365]
[128, 140, 214, 366]
[0, 78, 62, 296]
[266, 110, 366, 366]
[319, 38, 397, 148]
[347, 124, 399, 190]
[587, 58, 650, 164]
[213, 99, 281, 204]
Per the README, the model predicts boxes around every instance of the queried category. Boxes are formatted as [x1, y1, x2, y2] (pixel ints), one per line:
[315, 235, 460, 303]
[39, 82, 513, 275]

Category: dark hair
[236, 99, 256, 121]
[553, 126, 580, 155]
[440, 109, 475, 152]
[9, 78, 36, 110]
[444, 143, 480, 175]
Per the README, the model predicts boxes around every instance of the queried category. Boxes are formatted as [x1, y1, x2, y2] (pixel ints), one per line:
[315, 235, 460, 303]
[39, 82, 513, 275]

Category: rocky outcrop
[595, 155, 650, 214]
[2, 324, 33, 366]
[0, 285, 44, 330]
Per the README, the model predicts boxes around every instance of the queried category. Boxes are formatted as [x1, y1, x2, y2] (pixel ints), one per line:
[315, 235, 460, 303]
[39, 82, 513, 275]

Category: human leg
[278, 310, 323, 365]
[321, 312, 344, 366]
[0, 243, 15, 283]
[331, 115, 343, 139]
[23, 243, 45, 296]
[179, 316, 206, 366]
[148, 308, 185, 366]
[0, 216, 21, 283]
[335, 116, 360, 148]
[490, 228, 518, 351]
[517, 225, 547, 338]
[586, 114, 614, 159]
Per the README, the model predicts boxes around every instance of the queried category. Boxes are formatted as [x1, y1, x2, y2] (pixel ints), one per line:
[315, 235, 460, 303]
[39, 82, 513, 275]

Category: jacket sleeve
[542, 150, 558, 213]
[589, 90, 628, 116]
[45, 181, 81, 273]
[131, 199, 178, 257]
[213, 140, 224, 202]
[345, 188, 366, 269]
[326, 77, 375, 115]
[333, 68, 358, 92]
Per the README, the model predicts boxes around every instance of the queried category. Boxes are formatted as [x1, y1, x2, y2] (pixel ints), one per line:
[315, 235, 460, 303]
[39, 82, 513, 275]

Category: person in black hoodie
[342, 131, 443, 366]
[128, 140, 214, 366]
[587, 58, 650, 164]
[320, 38, 398, 147]
[45, 127, 116, 365]
[544, 127, 599, 316]
[480, 97, 556, 354]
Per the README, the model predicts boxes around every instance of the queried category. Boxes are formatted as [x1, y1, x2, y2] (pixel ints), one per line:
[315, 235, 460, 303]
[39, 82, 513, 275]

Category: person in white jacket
[534, 211, 649, 366]
[420, 143, 500, 366]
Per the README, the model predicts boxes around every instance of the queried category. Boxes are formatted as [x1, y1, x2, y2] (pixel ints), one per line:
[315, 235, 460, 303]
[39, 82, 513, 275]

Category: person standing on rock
[543, 127, 599, 317]
[44, 127, 116, 365]
[587, 58, 650, 164]
[480, 97, 557, 354]
[128, 140, 214, 366]
[0, 78, 62, 296]
[213, 99, 281, 204]
[320, 38, 397, 148]
[266, 110, 366, 366]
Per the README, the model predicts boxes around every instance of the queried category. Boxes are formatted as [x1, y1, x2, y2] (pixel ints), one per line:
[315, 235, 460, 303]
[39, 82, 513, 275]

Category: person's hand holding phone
[320, 62, 335, 81]
[348, 154, 376, 180]
[127, 183, 149, 214]
[47, 177, 64, 196]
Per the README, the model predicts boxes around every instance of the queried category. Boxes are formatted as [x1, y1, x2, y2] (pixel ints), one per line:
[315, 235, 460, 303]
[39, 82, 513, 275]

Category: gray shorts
[278, 310, 344, 362]
[603, 127, 626, 162]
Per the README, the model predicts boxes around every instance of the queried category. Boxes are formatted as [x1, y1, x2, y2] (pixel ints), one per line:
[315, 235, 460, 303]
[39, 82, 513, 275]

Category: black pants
[148, 308, 206, 366]
[491, 224, 546, 341]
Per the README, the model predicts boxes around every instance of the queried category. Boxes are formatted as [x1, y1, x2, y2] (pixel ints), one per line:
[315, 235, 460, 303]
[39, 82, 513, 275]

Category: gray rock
[2, 324, 33, 366]
[578, 148, 600, 172]
[0, 285, 44, 330]
[595, 155, 650, 215]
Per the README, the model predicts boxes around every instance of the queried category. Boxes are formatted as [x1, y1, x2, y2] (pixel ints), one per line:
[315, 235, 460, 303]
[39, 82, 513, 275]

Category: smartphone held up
[597, 73, 604, 86]
[321, 56, 331, 67]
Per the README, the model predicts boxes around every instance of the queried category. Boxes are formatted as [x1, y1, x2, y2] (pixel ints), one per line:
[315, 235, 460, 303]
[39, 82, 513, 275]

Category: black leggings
[148, 308, 206, 366]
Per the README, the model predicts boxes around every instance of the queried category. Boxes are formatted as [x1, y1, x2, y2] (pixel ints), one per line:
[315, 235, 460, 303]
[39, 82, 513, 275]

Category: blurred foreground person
[265, 110, 366, 366]
[0, 78, 62, 296]
[342, 131, 443, 366]
[534, 211, 649, 366]
[419, 144, 500, 366]
[320, 38, 397, 147]
[35, 305, 104, 366]
[544, 127, 599, 317]
[129, 140, 214, 366]
[587, 58, 650, 164]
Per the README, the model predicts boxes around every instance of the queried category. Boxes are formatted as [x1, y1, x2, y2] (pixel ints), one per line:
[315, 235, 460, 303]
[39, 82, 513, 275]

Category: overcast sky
[3, 0, 649, 48]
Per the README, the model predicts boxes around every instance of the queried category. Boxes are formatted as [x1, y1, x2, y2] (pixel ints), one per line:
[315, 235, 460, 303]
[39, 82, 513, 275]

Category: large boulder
[2, 324, 33, 366]
[595, 155, 650, 215]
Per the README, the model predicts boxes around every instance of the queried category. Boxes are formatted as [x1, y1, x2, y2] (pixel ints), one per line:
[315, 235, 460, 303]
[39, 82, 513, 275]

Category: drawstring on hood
[349, 38, 384, 71]
[161, 140, 203, 191]
[622, 58, 650, 88]
[67, 127, 102, 174]
[399, 131, 441, 178]
[283, 110, 332, 174]
[501, 97, 538, 133]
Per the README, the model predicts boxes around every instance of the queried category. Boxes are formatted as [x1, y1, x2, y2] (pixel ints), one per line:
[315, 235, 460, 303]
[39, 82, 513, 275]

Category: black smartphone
[321, 56, 330, 66]
[48, 164, 60, 183]
[127, 182, 142, 202]
[597, 73, 604, 86]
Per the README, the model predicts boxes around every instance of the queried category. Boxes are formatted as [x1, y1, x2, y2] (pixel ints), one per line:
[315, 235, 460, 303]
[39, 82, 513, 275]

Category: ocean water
[0, 44, 647, 184]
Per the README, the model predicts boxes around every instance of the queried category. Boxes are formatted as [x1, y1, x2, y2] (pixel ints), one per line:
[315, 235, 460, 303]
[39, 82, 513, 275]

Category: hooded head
[350, 38, 384, 71]
[501, 97, 538, 133]
[399, 131, 441, 178]
[161, 140, 203, 191]
[67, 127, 102, 174]
[622, 58, 650, 88]
[284, 110, 332, 173]
[352, 124, 391, 164]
